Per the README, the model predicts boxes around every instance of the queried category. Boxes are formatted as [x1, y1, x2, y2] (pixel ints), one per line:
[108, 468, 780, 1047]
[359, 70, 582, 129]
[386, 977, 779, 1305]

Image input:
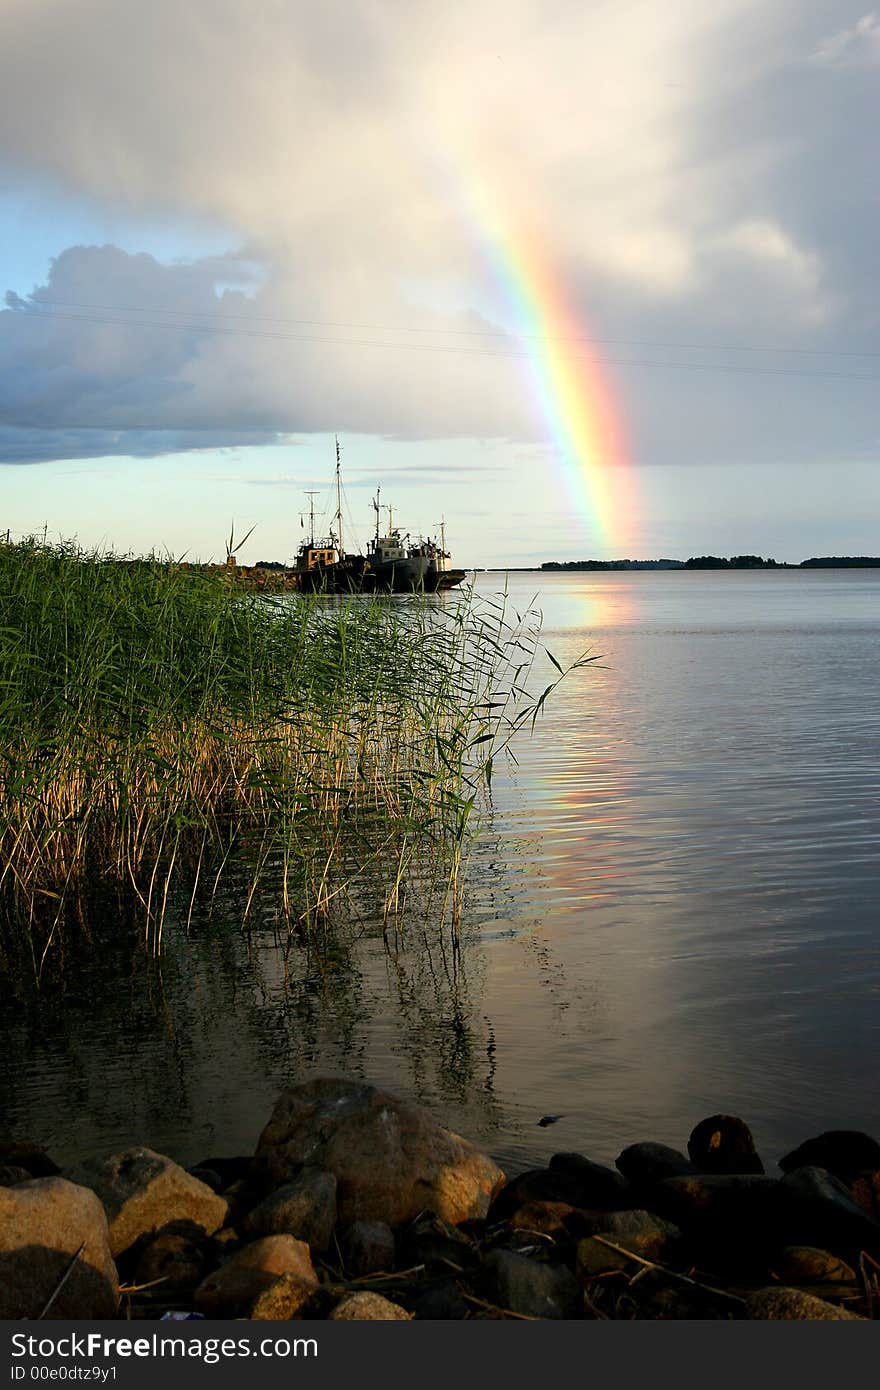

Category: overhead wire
[10, 303, 880, 382]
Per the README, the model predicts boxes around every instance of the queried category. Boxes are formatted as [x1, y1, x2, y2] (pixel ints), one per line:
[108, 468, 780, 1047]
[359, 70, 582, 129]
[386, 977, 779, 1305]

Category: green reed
[0, 538, 588, 977]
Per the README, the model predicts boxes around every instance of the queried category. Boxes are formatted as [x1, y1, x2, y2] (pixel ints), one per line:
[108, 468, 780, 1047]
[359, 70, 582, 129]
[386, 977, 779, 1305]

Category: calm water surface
[3, 570, 878, 1172]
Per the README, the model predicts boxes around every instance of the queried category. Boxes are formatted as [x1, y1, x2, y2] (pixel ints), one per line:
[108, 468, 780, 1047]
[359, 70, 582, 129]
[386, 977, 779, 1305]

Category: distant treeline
[542, 555, 880, 571]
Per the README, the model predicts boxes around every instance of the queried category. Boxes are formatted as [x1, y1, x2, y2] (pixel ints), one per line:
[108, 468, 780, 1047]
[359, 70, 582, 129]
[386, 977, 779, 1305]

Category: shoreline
[2, 1079, 877, 1321]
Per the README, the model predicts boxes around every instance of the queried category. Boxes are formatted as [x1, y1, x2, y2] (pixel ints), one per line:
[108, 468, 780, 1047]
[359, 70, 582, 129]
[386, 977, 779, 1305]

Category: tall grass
[0, 539, 585, 979]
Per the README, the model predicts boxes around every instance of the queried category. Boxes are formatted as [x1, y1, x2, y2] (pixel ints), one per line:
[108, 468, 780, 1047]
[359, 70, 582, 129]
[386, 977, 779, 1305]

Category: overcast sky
[0, 0, 877, 564]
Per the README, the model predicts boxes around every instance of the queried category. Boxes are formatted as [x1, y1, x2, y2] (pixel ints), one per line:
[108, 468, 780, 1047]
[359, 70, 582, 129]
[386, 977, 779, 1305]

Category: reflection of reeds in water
[0, 541, 588, 978]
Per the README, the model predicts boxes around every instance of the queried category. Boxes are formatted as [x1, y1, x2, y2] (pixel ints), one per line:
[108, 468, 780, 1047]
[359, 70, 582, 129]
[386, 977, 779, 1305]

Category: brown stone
[0, 1177, 118, 1318]
[194, 1235, 317, 1316]
[771, 1246, 856, 1284]
[69, 1147, 229, 1257]
[249, 1274, 319, 1319]
[745, 1287, 864, 1320]
[254, 1078, 504, 1226]
[329, 1292, 412, 1320]
[134, 1230, 210, 1290]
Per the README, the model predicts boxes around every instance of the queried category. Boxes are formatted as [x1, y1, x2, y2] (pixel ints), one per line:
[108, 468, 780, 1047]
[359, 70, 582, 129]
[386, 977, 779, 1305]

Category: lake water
[2, 569, 878, 1175]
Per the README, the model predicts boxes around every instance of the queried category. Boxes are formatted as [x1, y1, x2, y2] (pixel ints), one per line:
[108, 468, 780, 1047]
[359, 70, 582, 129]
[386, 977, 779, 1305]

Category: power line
[17, 295, 880, 361]
[12, 305, 880, 383]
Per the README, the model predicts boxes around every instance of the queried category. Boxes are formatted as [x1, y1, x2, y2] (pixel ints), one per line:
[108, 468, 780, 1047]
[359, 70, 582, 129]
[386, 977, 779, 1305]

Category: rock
[548, 1152, 633, 1207]
[0, 1165, 32, 1186]
[190, 1156, 252, 1190]
[194, 1235, 317, 1317]
[582, 1209, 679, 1260]
[489, 1161, 629, 1223]
[134, 1225, 211, 1289]
[745, 1287, 864, 1320]
[847, 1169, 880, 1222]
[779, 1165, 880, 1260]
[340, 1220, 395, 1276]
[0, 1138, 60, 1178]
[0, 1177, 118, 1318]
[187, 1167, 223, 1193]
[401, 1213, 477, 1273]
[508, 1200, 598, 1240]
[779, 1131, 880, 1180]
[249, 1274, 320, 1319]
[771, 1246, 856, 1284]
[482, 1249, 582, 1319]
[413, 1281, 468, 1319]
[576, 1236, 632, 1279]
[244, 1169, 337, 1252]
[254, 1079, 504, 1227]
[688, 1115, 765, 1175]
[329, 1292, 412, 1320]
[69, 1146, 229, 1258]
[616, 1142, 697, 1185]
[649, 1175, 781, 1270]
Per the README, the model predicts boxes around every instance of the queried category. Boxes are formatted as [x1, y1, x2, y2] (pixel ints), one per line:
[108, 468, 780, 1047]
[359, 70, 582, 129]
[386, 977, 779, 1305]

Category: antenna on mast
[304, 491, 319, 546]
[334, 436, 344, 557]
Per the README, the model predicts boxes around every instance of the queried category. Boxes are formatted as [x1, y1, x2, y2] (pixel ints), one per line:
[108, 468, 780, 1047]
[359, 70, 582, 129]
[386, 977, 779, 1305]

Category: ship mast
[334, 435, 344, 557]
[304, 491, 319, 546]
[373, 488, 381, 547]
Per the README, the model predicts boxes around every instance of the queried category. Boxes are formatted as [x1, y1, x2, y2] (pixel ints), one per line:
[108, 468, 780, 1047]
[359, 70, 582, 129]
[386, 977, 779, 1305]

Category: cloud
[0, 3, 875, 472]
[0, 243, 539, 462]
[809, 12, 880, 67]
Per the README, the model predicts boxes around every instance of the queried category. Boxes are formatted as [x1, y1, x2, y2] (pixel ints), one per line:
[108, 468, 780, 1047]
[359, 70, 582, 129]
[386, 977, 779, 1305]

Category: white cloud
[809, 12, 880, 67]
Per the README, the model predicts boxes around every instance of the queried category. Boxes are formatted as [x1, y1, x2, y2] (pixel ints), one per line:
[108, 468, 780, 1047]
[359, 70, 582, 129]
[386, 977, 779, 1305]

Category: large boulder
[253, 1079, 504, 1226]
[68, 1147, 229, 1257]
[0, 1177, 118, 1318]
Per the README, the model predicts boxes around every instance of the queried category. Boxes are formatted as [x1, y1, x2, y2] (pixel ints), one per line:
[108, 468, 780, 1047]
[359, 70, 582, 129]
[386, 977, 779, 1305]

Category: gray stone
[779, 1131, 880, 1180]
[0, 1177, 118, 1318]
[69, 1146, 229, 1257]
[0, 1138, 60, 1178]
[0, 1165, 32, 1186]
[688, 1115, 765, 1175]
[244, 1169, 337, 1252]
[413, 1281, 468, 1319]
[616, 1142, 697, 1184]
[254, 1078, 504, 1226]
[779, 1165, 880, 1260]
[329, 1292, 412, 1320]
[340, 1219, 395, 1276]
[745, 1287, 864, 1320]
[482, 1248, 582, 1319]
[548, 1152, 633, 1207]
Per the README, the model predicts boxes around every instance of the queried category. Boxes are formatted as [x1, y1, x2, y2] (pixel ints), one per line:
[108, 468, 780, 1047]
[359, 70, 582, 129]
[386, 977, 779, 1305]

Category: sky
[0, 0, 878, 566]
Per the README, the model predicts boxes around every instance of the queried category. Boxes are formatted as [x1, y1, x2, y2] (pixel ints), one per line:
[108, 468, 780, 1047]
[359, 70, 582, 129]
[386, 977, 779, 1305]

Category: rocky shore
[2, 1078, 878, 1321]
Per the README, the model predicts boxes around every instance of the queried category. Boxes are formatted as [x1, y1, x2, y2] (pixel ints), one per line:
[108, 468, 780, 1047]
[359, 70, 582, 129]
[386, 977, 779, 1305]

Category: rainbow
[461, 180, 639, 556]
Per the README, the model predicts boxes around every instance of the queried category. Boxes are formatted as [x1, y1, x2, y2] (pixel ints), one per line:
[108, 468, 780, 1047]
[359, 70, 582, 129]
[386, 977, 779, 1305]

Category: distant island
[541, 556, 880, 571]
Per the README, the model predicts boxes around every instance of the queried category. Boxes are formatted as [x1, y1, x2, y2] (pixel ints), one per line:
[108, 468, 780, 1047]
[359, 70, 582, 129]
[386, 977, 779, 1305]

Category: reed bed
[0, 539, 582, 978]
